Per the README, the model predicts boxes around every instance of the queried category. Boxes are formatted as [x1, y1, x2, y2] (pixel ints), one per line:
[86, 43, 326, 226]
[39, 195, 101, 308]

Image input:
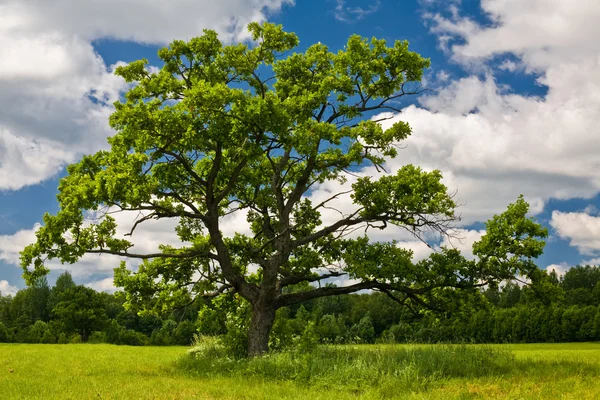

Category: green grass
[1, 343, 600, 399]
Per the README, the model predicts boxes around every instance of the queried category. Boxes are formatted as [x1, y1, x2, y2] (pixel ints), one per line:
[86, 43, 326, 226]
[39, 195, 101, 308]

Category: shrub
[57, 333, 68, 344]
[41, 330, 56, 344]
[317, 314, 341, 344]
[150, 328, 171, 346]
[220, 303, 250, 359]
[29, 321, 50, 343]
[119, 329, 148, 346]
[173, 321, 196, 346]
[196, 307, 224, 336]
[0, 322, 9, 343]
[89, 331, 107, 344]
[349, 314, 376, 344]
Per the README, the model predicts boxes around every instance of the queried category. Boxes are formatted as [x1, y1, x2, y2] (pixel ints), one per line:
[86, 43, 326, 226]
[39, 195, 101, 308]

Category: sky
[1, 0, 600, 295]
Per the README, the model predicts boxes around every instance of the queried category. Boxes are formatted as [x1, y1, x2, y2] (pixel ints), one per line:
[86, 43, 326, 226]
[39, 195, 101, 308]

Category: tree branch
[85, 249, 218, 260]
[278, 271, 345, 288]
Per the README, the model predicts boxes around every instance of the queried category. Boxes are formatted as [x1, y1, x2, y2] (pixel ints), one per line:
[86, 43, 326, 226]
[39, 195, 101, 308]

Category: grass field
[1, 342, 599, 399]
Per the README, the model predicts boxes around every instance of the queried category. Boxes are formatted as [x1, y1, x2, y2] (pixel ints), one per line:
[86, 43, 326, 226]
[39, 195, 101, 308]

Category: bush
[57, 333, 69, 344]
[197, 307, 224, 336]
[119, 329, 148, 346]
[269, 308, 295, 352]
[317, 314, 341, 344]
[41, 330, 56, 344]
[89, 331, 107, 344]
[29, 321, 50, 343]
[150, 328, 171, 346]
[381, 323, 413, 343]
[349, 314, 375, 344]
[105, 320, 122, 344]
[173, 321, 196, 346]
[0, 322, 9, 343]
[220, 304, 250, 359]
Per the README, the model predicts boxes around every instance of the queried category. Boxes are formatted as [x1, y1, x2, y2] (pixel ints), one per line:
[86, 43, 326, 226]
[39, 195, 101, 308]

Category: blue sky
[1, 0, 600, 294]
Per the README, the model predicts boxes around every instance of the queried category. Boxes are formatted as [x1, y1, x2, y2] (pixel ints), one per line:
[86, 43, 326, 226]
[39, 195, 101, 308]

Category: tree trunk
[247, 304, 276, 357]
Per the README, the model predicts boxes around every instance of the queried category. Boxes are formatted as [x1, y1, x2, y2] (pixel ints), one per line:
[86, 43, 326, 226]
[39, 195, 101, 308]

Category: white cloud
[436, 70, 450, 82]
[0, 224, 43, 266]
[0, 30, 126, 189]
[498, 60, 520, 72]
[397, 240, 434, 262]
[440, 228, 485, 260]
[0, 0, 293, 190]
[550, 211, 600, 255]
[85, 277, 117, 293]
[1, 1, 293, 45]
[0, 208, 183, 279]
[583, 205, 600, 216]
[428, 0, 600, 72]
[0, 280, 18, 296]
[367, 1, 600, 224]
[546, 262, 571, 277]
[396, 228, 485, 263]
[334, 0, 380, 22]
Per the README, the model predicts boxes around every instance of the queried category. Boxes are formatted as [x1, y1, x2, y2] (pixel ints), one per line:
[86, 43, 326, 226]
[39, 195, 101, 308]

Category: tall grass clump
[180, 337, 515, 395]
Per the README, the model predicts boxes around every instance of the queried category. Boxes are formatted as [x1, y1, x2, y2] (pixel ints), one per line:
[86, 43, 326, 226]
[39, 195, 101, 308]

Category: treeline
[1, 265, 600, 346]
[278, 265, 600, 345]
[0, 272, 200, 345]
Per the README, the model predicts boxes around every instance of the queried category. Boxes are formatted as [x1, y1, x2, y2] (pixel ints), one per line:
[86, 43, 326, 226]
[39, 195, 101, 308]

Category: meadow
[1, 342, 599, 399]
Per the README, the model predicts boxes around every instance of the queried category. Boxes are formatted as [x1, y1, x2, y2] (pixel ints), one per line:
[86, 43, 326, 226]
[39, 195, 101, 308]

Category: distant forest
[1, 265, 600, 346]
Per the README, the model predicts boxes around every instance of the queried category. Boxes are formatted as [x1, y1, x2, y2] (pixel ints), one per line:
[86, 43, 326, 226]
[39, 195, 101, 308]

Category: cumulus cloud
[0, 0, 292, 190]
[550, 211, 600, 255]
[0, 280, 18, 296]
[0, 208, 183, 279]
[0, 30, 127, 189]
[85, 277, 118, 293]
[396, 228, 485, 263]
[440, 228, 486, 260]
[427, 0, 600, 72]
[0, 0, 294, 45]
[546, 262, 571, 277]
[370, 0, 600, 224]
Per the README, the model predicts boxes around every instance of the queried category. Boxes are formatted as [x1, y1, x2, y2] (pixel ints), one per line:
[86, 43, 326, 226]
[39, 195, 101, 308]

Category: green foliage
[18, 21, 472, 356]
[317, 314, 341, 343]
[473, 195, 548, 281]
[220, 297, 251, 359]
[349, 314, 376, 344]
[57, 332, 68, 344]
[172, 320, 197, 346]
[119, 329, 148, 346]
[296, 322, 319, 354]
[0, 322, 8, 343]
[182, 343, 514, 394]
[562, 265, 600, 291]
[196, 305, 225, 336]
[52, 285, 108, 341]
[47, 271, 76, 314]
[88, 331, 107, 344]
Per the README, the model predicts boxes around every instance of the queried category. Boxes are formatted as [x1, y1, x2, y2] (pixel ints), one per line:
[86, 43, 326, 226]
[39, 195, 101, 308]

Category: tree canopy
[21, 22, 548, 356]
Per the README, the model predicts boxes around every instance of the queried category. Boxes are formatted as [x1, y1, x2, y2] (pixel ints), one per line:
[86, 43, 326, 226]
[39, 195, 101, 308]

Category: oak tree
[21, 23, 547, 356]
